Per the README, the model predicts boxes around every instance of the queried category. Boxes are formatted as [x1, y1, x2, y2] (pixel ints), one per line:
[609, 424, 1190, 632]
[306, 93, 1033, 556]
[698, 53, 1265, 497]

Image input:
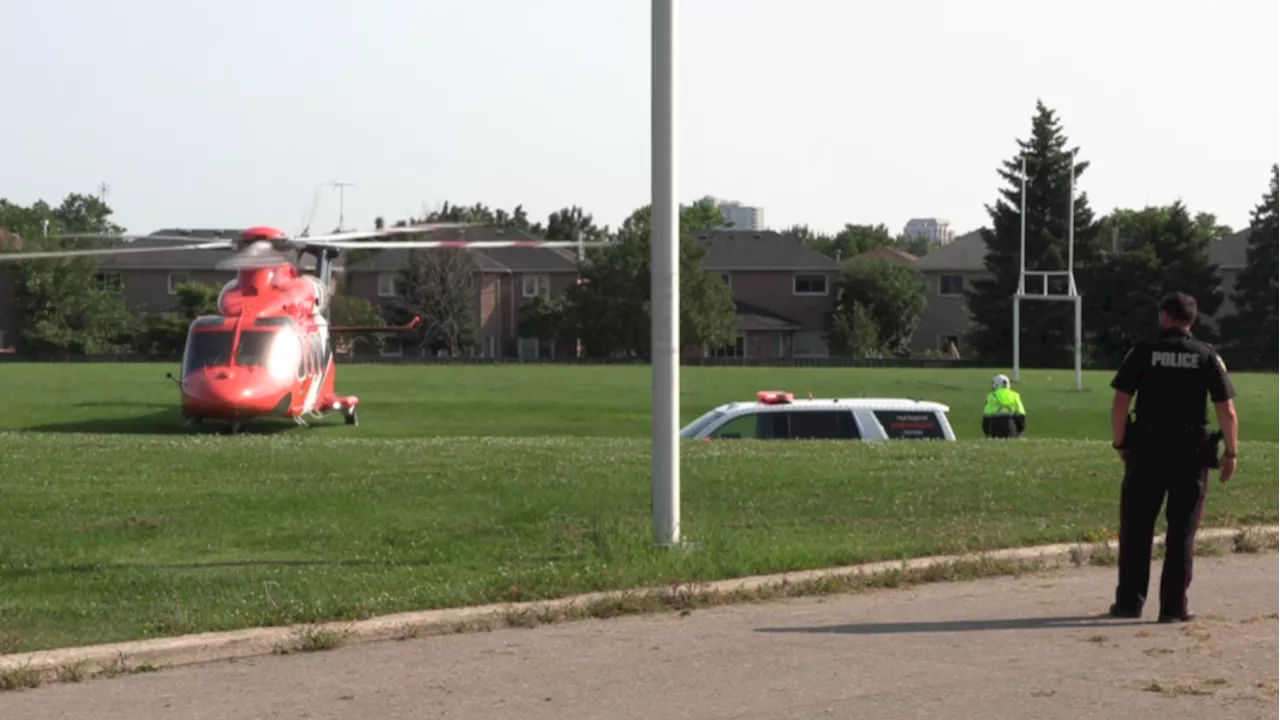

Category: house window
[939, 275, 964, 296]
[95, 272, 123, 294]
[792, 331, 828, 358]
[167, 272, 190, 295]
[720, 273, 732, 290]
[793, 273, 828, 296]
[377, 273, 399, 297]
[707, 334, 745, 358]
[522, 274, 551, 299]
[380, 337, 403, 357]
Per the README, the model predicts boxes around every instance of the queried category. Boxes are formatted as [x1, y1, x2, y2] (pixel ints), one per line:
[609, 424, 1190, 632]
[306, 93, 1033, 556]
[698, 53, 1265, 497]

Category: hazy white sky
[2, 0, 1277, 238]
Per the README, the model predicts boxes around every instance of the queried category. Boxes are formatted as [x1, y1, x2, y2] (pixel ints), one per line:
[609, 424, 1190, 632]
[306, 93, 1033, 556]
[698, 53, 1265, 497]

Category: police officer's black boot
[1108, 602, 1141, 619]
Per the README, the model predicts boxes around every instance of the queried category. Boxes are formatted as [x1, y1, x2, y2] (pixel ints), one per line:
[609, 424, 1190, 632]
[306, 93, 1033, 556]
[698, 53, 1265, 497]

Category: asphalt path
[2, 553, 1276, 720]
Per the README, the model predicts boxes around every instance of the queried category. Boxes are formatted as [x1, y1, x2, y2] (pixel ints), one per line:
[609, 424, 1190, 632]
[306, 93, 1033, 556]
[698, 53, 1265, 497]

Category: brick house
[1, 226, 843, 359]
[341, 227, 843, 360]
[692, 230, 842, 358]
[0, 229, 340, 351]
[908, 228, 1252, 355]
[849, 245, 920, 265]
[342, 228, 581, 359]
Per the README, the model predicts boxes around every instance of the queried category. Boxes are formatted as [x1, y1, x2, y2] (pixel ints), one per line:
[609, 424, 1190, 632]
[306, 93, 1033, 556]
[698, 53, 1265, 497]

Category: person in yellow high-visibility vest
[982, 374, 1027, 438]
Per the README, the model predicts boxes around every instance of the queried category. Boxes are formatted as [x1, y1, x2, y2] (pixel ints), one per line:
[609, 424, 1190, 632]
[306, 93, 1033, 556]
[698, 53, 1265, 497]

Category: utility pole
[328, 181, 355, 231]
[98, 182, 109, 203]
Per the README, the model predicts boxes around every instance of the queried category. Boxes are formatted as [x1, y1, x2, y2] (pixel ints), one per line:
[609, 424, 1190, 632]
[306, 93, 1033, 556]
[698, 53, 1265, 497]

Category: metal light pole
[1013, 155, 1026, 382]
[650, 0, 680, 547]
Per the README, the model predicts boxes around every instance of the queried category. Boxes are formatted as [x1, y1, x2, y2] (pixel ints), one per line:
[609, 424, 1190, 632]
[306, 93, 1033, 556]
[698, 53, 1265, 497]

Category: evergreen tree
[1219, 164, 1279, 370]
[965, 101, 1105, 368]
[1083, 203, 1225, 366]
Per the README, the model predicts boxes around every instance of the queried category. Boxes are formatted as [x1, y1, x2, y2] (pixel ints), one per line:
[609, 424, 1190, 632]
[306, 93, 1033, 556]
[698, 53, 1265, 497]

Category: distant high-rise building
[700, 195, 764, 230]
[903, 218, 956, 245]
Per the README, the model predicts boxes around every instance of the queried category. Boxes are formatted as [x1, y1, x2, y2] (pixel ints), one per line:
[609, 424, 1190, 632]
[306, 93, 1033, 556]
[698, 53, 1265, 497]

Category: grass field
[0, 363, 1276, 654]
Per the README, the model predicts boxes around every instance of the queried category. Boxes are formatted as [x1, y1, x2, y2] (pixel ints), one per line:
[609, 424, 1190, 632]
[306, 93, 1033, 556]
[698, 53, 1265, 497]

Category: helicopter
[0, 223, 603, 433]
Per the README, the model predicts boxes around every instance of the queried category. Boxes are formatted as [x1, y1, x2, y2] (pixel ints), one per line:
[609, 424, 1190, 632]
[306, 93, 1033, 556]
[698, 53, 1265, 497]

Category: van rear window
[873, 410, 945, 439]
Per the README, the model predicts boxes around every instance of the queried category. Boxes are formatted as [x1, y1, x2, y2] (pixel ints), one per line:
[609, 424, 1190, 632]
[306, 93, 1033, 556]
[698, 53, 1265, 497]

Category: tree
[394, 249, 478, 356]
[1219, 164, 1279, 370]
[965, 101, 1106, 367]
[783, 222, 933, 260]
[555, 199, 737, 359]
[0, 194, 137, 355]
[543, 205, 608, 244]
[1083, 203, 1225, 365]
[829, 258, 927, 356]
[133, 281, 222, 356]
[328, 292, 386, 355]
[827, 302, 882, 358]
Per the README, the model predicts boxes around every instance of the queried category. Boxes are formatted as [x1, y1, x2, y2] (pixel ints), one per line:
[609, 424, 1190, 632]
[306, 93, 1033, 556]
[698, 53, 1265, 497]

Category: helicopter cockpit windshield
[238, 317, 302, 382]
[182, 316, 301, 382]
[182, 318, 234, 376]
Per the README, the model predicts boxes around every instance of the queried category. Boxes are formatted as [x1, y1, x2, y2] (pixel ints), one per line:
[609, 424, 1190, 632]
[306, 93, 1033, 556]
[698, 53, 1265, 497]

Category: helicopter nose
[181, 369, 286, 417]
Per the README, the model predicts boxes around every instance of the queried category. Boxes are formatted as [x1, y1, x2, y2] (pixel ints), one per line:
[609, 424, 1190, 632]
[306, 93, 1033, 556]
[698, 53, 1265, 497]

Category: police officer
[1108, 292, 1238, 623]
[982, 374, 1027, 438]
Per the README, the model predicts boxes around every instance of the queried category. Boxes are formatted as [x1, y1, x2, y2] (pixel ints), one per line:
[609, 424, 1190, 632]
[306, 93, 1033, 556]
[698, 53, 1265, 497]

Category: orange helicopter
[0, 223, 601, 433]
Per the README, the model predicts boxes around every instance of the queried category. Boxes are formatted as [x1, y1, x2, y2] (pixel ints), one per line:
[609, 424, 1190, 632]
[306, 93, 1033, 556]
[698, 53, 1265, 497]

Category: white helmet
[992, 374, 1011, 389]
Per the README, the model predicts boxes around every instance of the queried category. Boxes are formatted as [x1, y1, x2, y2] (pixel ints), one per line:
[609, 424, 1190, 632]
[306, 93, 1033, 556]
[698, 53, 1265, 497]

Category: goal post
[1011, 153, 1084, 391]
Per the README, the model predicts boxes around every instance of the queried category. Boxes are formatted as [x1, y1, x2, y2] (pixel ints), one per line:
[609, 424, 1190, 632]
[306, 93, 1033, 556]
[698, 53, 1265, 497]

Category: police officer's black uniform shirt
[1110, 327, 1236, 431]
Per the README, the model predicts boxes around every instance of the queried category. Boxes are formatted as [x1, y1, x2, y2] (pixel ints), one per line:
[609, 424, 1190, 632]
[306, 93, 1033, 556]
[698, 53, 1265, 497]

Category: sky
[2, 0, 1277, 239]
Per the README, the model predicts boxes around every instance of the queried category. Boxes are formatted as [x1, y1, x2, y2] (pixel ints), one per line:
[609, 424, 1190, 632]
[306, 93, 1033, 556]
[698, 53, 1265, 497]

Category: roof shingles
[693, 230, 841, 271]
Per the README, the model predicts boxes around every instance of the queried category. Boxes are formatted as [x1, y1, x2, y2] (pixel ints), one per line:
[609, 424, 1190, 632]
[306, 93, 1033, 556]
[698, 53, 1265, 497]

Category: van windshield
[183, 330, 234, 375]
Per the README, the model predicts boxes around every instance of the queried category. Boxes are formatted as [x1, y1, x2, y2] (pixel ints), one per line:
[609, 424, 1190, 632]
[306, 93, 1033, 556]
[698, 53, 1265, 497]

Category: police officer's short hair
[1158, 292, 1197, 326]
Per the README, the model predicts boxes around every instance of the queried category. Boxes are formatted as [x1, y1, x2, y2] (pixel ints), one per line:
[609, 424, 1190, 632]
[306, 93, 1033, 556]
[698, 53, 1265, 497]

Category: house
[94, 230, 344, 314]
[849, 245, 919, 265]
[692, 229, 842, 359]
[1, 225, 842, 360]
[342, 226, 582, 359]
[909, 229, 990, 355]
[908, 228, 1254, 355]
[343, 227, 843, 360]
[0, 229, 342, 351]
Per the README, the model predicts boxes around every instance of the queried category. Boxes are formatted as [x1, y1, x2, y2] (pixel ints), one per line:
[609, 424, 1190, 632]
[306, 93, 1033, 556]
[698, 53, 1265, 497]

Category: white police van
[679, 391, 956, 442]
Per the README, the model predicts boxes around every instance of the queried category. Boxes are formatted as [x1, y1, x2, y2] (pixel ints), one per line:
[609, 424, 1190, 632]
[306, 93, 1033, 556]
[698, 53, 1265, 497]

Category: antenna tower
[1012, 151, 1083, 391]
[327, 181, 355, 231]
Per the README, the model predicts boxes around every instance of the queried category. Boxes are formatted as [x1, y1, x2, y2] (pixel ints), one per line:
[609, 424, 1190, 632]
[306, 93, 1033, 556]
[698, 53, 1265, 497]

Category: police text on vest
[1151, 351, 1200, 369]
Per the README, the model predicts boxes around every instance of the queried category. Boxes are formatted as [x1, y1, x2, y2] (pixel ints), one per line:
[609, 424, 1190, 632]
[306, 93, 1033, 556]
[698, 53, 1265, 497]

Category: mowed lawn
[0, 363, 1275, 653]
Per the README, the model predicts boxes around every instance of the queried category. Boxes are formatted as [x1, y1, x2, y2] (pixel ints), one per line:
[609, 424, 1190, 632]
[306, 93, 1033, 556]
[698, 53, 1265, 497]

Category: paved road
[3, 553, 1276, 720]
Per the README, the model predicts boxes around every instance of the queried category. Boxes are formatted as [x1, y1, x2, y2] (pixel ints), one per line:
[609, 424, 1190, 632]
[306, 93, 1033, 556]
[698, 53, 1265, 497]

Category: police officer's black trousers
[1114, 455, 1208, 616]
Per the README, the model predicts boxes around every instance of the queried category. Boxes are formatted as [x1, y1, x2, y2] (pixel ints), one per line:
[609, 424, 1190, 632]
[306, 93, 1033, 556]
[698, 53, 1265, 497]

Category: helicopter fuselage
[178, 264, 354, 426]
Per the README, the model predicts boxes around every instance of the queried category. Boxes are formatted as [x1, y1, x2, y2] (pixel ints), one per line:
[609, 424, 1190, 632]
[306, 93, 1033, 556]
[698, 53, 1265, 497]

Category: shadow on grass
[14, 408, 334, 436]
[756, 614, 1145, 635]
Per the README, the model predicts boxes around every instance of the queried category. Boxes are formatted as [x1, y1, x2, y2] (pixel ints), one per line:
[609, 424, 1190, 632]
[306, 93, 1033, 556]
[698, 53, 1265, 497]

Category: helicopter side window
[296, 333, 308, 381]
[312, 333, 325, 372]
[183, 330, 234, 375]
[235, 330, 276, 368]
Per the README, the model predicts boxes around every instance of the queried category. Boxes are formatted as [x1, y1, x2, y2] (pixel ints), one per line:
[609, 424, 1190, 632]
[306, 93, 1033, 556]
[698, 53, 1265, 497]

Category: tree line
[2, 99, 1276, 370]
[964, 100, 1277, 373]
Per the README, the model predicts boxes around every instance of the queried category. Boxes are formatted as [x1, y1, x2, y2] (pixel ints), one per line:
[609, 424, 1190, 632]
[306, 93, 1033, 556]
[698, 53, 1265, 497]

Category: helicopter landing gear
[343, 407, 358, 426]
[222, 421, 243, 435]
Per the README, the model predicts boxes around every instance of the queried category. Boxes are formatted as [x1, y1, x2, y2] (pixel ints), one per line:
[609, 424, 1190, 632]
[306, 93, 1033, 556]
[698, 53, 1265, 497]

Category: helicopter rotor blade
[0, 240, 234, 262]
[292, 223, 485, 245]
[308, 239, 608, 251]
[56, 232, 240, 244]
